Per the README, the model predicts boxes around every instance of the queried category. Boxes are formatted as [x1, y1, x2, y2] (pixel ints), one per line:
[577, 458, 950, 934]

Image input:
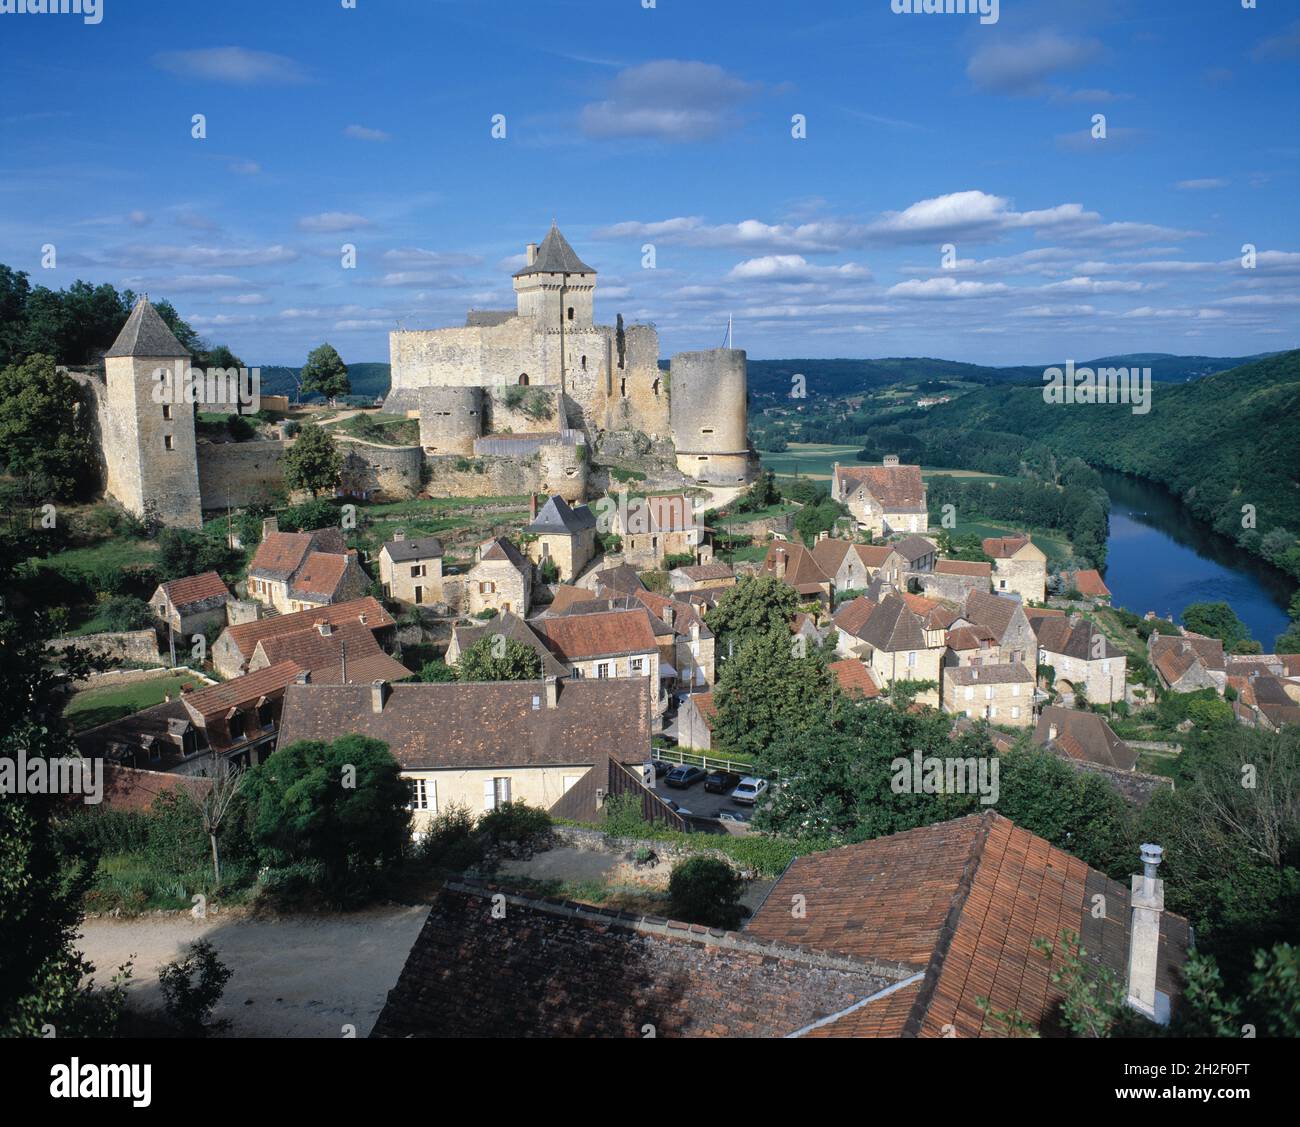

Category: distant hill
[746, 354, 1273, 399]
[259, 363, 392, 402]
[914, 349, 1300, 566]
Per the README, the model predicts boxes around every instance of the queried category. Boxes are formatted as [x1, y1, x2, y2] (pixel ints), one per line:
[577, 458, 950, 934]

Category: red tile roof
[289, 551, 349, 600]
[829, 659, 881, 699]
[182, 661, 305, 725]
[982, 534, 1032, 559]
[158, 571, 231, 610]
[254, 620, 412, 685]
[222, 596, 394, 660]
[836, 463, 926, 510]
[935, 559, 992, 578]
[1072, 569, 1111, 597]
[533, 608, 659, 661]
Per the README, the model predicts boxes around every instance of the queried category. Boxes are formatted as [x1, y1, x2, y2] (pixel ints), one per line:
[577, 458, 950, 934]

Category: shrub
[417, 804, 476, 866]
[159, 940, 232, 1036]
[478, 801, 552, 853]
[97, 595, 154, 633]
[668, 856, 744, 929]
[601, 793, 653, 838]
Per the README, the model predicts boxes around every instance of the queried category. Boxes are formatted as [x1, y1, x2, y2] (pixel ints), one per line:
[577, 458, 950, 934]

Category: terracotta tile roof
[157, 571, 231, 611]
[532, 608, 659, 661]
[963, 589, 1024, 644]
[1034, 616, 1122, 662]
[855, 544, 895, 567]
[686, 691, 717, 728]
[761, 541, 830, 590]
[672, 562, 734, 582]
[829, 659, 881, 699]
[254, 620, 412, 686]
[836, 463, 926, 510]
[803, 979, 923, 1038]
[935, 559, 991, 578]
[945, 624, 998, 650]
[631, 589, 711, 638]
[222, 596, 394, 661]
[1035, 706, 1137, 771]
[1282, 655, 1300, 677]
[1072, 569, 1111, 598]
[748, 812, 1191, 1037]
[372, 882, 912, 1038]
[981, 534, 1032, 559]
[640, 493, 696, 533]
[278, 678, 652, 770]
[94, 765, 212, 813]
[181, 661, 305, 726]
[289, 551, 350, 600]
[1150, 633, 1225, 681]
[547, 585, 602, 614]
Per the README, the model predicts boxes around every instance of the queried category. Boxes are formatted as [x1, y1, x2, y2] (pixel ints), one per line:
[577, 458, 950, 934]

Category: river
[1098, 470, 1293, 649]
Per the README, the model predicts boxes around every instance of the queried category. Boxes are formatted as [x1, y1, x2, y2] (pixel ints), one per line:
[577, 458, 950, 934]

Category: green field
[761, 444, 1015, 486]
[63, 674, 200, 733]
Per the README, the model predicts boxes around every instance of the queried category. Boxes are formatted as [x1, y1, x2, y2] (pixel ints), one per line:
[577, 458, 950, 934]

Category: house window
[999, 579, 1007, 589]
[480, 582, 495, 594]
[411, 564, 424, 578]
[409, 778, 436, 813]
[630, 657, 645, 675]
[567, 307, 574, 321]
[1011, 706, 1021, 719]
[596, 663, 611, 678]
[1012, 684, 1020, 697]
[571, 666, 584, 679]
[484, 777, 511, 811]
[414, 586, 423, 605]
[964, 687, 974, 701]
[985, 686, 993, 700]
[1102, 661, 1111, 674]
[907, 651, 916, 667]
[164, 435, 174, 451]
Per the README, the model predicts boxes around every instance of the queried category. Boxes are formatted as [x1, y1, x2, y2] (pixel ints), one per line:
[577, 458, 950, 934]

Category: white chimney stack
[371, 680, 389, 714]
[1126, 843, 1169, 1024]
[544, 675, 559, 710]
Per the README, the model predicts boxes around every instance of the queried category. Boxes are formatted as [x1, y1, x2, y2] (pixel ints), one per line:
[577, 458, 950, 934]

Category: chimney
[1126, 843, 1168, 1024]
[371, 680, 389, 714]
[295, 670, 311, 685]
[526, 242, 539, 266]
[393, 528, 406, 543]
[317, 622, 333, 636]
[544, 675, 559, 710]
[595, 787, 606, 810]
[262, 517, 279, 539]
[689, 621, 700, 643]
[662, 604, 675, 629]
[530, 493, 538, 519]
[774, 549, 787, 579]
[1048, 722, 1058, 741]
[883, 454, 900, 467]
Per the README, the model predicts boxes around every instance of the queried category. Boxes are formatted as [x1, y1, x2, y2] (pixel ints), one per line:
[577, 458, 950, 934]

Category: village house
[175, 661, 307, 771]
[831, 456, 929, 538]
[277, 677, 652, 830]
[828, 657, 882, 701]
[941, 662, 1035, 727]
[467, 537, 532, 618]
[1035, 705, 1138, 771]
[760, 540, 833, 606]
[943, 623, 1001, 667]
[149, 571, 233, 638]
[957, 589, 1037, 668]
[1230, 671, 1300, 731]
[211, 596, 395, 679]
[523, 494, 597, 581]
[919, 559, 992, 603]
[674, 690, 717, 751]
[631, 588, 716, 690]
[246, 618, 413, 686]
[245, 519, 370, 614]
[832, 596, 879, 657]
[892, 534, 939, 574]
[378, 532, 444, 606]
[614, 492, 706, 570]
[852, 592, 945, 706]
[530, 607, 665, 717]
[1149, 632, 1227, 693]
[1069, 568, 1112, 604]
[668, 561, 736, 594]
[446, 610, 569, 677]
[1034, 614, 1128, 704]
[810, 536, 894, 593]
[371, 813, 1189, 1037]
[982, 533, 1048, 604]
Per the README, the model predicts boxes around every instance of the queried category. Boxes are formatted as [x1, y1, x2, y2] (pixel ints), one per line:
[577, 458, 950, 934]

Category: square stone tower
[512, 222, 596, 328]
[102, 297, 203, 529]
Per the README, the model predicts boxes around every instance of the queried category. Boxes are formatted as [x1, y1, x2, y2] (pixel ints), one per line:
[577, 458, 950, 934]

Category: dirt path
[76, 903, 430, 1038]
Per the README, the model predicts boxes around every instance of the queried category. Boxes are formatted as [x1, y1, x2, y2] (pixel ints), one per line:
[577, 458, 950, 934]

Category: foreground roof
[1035, 705, 1138, 771]
[222, 596, 394, 659]
[835, 463, 926, 511]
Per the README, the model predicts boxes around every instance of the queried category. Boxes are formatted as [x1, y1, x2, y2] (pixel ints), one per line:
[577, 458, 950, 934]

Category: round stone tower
[669, 348, 751, 484]
[418, 386, 484, 456]
[537, 440, 588, 503]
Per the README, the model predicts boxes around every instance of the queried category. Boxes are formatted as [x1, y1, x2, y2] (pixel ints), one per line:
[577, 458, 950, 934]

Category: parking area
[650, 768, 763, 828]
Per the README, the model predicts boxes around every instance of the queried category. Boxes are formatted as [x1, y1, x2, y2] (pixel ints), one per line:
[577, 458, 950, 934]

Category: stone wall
[422, 445, 586, 502]
[196, 440, 287, 512]
[47, 629, 161, 667]
[1061, 759, 1174, 806]
[67, 665, 214, 692]
[336, 437, 422, 501]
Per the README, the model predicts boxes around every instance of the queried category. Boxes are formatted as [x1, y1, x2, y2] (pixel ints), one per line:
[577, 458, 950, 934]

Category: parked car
[718, 808, 751, 825]
[705, 769, 741, 794]
[665, 798, 693, 817]
[730, 776, 769, 805]
[646, 759, 671, 778]
[664, 764, 707, 788]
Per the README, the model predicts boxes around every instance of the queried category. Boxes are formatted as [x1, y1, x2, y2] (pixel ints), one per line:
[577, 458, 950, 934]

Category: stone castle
[82, 225, 754, 529]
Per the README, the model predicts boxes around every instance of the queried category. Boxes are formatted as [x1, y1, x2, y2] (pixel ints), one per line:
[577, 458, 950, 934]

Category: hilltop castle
[83, 225, 755, 529]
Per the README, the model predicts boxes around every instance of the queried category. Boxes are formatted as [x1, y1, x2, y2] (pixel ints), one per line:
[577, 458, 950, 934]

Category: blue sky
[1, 0, 1297, 366]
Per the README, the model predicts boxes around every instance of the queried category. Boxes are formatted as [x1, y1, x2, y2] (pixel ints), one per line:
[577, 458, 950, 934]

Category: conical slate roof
[105, 297, 191, 359]
[513, 223, 596, 277]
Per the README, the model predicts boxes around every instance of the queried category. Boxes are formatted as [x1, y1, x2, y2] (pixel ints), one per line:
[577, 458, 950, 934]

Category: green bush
[478, 801, 552, 852]
[601, 793, 653, 838]
[417, 804, 477, 867]
[668, 856, 744, 929]
[159, 940, 232, 1036]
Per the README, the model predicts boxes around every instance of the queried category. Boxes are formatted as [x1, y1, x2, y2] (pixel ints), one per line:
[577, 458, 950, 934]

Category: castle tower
[102, 297, 203, 529]
[669, 348, 753, 485]
[512, 223, 597, 329]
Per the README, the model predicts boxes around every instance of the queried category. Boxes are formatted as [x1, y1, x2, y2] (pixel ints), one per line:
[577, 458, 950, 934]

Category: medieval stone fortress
[79, 224, 755, 532]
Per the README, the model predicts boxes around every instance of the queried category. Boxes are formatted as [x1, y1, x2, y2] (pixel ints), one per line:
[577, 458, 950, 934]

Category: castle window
[164, 435, 174, 451]
[567, 307, 574, 321]
[701, 428, 714, 435]
[581, 355, 587, 370]
[162, 405, 172, 420]
[518, 373, 529, 386]
[620, 378, 626, 397]
[652, 378, 660, 397]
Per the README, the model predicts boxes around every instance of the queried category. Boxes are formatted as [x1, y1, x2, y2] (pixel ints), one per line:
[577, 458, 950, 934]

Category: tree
[711, 627, 833, 760]
[1181, 601, 1251, 651]
[157, 527, 238, 582]
[159, 940, 232, 1037]
[238, 735, 411, 887]
[668, 857, 744, 929]
[705, 574, 799, 654]
[794, 497, 847, 545]
[97, 595, 154, 632]
[283, 423, 342, 498]
[457, 636, 542, 682]
[0, 353, 96, 499]
[200, 767, 245, 884]
[417, 659, 457, 683]
[300, 343, 350, 402]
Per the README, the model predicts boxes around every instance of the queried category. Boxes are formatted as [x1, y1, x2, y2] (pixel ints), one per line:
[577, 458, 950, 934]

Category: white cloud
[581, 60, 759, 141]
[726, 255, 870, 282]
[298, 212, 373, 233]
[866, 190, 1096, 245]
[344, 124, 391, 142]
[967, 31, 1102, 95]
[153, 47, 310, 85]
[1176, 178, 1229, 191]
[888, 277, 1011, 299]
[595, 216, 868, 253]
